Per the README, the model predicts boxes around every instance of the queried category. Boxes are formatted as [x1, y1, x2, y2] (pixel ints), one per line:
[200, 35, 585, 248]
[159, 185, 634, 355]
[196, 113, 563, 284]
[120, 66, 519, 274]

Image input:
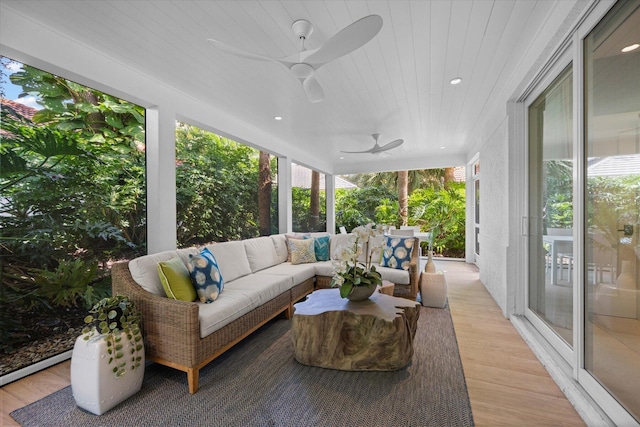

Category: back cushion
[205, 241, 252, 283]
[129, 250, 181, 296]
[271, 234, 289, 263]
[244, 236, 279, 272]
[330, 234, 354, 260]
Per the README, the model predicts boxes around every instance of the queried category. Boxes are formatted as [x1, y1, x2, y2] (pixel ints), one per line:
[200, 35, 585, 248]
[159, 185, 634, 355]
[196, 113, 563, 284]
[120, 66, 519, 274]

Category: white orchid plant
[331, 223, 384, 298]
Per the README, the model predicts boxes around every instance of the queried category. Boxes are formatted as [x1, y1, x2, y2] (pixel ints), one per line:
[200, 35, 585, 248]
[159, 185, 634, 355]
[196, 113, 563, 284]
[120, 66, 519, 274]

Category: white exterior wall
[477, 118, 510, 316]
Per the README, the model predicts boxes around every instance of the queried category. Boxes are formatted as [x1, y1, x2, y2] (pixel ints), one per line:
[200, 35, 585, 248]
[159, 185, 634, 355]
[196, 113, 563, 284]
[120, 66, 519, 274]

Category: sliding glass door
[525, 0, 640, 422]
[584, 0, 640, 420]
[528, 65, 574, 348]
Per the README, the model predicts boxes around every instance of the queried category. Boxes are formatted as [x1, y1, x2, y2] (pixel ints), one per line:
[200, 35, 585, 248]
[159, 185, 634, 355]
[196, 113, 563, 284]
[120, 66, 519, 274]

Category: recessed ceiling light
[274, 116, 283, 121]
[440, 146, 445, 149]
[339, 156, 344, 160]
[621, 43, 639, 53]
[450, 77, 462, 85]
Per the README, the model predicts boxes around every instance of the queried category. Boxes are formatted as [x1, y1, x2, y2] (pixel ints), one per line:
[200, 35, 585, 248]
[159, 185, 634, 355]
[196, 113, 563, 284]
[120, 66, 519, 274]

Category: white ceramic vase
[71, 331, 145, 415]
[424, 250, 436, 273]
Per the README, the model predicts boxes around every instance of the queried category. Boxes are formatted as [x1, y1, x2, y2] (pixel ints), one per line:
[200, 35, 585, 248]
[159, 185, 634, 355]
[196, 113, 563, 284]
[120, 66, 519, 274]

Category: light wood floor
[0, 260, 585, 426]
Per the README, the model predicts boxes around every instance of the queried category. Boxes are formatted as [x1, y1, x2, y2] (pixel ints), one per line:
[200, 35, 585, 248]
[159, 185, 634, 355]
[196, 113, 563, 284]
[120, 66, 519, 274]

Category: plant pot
[347, 285, 377, 301]
[71, 331, 145, 415]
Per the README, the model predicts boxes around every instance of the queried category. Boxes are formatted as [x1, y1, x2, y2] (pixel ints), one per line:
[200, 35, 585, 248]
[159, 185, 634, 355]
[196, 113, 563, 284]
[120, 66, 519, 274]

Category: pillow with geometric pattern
[304, 235, 330, 261]
[380, 235, 415, 270]
[288, 237, 317, 265]
[188, 248, 224, 303]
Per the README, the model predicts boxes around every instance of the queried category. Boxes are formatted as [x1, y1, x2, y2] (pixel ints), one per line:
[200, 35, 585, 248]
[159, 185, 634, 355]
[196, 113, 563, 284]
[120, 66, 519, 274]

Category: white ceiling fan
[208, 15, 383, 103]
[341, 133, 404, 155]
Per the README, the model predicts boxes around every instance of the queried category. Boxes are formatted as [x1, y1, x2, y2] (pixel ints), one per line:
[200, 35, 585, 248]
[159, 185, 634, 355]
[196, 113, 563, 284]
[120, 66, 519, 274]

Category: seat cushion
[225, 274, 293, 307]
[243, 236, 279, 273]
[372, 263, 411, 284]
[204, 241, 251, 283]
[258, 263, 317, 286]
[313, 260, 335, 277]
[198, 289, 257, 339]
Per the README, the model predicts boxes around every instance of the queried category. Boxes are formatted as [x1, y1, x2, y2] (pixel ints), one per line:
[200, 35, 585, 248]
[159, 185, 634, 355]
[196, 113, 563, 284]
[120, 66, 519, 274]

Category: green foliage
[408, 183, 466, 254]
[1, 59, 146, 354]
[175, 123, 267, 245]
[292, 187, 326, 232]
[82, 295, 143, 377]
[335, 186, 396, 232]
[543, 160, 573, 229]
[33, 259, 107, 308]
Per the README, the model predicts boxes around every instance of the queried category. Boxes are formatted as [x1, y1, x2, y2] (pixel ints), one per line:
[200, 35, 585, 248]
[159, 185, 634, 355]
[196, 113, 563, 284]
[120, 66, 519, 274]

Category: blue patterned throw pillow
[188, 248, 224, 303]
[381, 236, 415, 270]
[304, 235, 330, 261]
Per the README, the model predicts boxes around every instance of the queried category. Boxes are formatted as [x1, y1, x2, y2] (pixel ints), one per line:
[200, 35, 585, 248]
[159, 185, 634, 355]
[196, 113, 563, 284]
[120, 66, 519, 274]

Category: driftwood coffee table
[292, 288, 420, 371]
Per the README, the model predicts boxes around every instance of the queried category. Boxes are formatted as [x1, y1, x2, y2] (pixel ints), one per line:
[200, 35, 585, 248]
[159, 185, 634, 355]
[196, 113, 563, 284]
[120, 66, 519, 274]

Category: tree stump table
[292, 288, 420, 371]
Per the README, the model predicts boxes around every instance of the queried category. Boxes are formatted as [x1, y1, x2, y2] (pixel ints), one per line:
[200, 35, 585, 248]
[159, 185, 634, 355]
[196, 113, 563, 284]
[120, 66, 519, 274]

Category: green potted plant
[81, 294, 143, 377]
[72, 294, 145, 415]
[331, 223, 383, 300]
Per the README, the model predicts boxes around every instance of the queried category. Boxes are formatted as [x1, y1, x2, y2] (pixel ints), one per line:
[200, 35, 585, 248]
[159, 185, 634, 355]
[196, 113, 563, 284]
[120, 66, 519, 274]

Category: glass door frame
[516, 1, 638, 424]
[522, 44, 576, 365]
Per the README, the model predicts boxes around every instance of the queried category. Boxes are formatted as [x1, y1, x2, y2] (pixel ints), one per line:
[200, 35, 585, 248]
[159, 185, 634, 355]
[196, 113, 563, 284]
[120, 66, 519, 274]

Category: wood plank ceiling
[2, 0, 561, 174]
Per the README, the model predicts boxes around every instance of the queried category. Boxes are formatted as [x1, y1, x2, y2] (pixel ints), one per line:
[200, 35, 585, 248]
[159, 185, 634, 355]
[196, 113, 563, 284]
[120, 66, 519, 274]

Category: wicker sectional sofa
[111, 232, 419, 394]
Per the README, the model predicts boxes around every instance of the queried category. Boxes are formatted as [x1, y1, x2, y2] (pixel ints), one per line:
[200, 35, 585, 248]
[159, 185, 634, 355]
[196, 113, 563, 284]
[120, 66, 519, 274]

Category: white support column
[145, 106, 176, 253]
[325, 174, 336, 234]
[278, 157, 292, 234]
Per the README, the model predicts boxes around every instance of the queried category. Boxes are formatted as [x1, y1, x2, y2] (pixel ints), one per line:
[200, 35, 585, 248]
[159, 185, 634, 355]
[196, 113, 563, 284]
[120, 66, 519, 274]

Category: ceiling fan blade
[208, 39, 295, 69]
[302, 75, 325, 103]
[341, 148, 376, 154]
[207, 39, 276, 62]
[305, 15, 383, 67]
[374, 138, 403, 152]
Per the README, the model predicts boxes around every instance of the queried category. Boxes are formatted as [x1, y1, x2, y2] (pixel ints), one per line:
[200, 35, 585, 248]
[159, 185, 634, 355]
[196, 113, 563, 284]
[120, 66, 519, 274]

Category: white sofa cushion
[204, 241, 251, 283]
[243, 236, 279, 273]
[313, 260, 409, 285]
[330, 234, 353, 259]
[198, 289, 256, 339]
[129, 250, 181, 296]
[313, 260, 335, 277]
[258, 262, 317, 286]
[270, 234, 289, 263]
[373, 263, 410, 284]
[226, 274, 293, 307]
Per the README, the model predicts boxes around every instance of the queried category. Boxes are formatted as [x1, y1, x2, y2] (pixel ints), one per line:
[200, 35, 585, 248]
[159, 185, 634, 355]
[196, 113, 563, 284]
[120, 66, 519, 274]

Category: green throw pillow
[158, 257, 196, 302]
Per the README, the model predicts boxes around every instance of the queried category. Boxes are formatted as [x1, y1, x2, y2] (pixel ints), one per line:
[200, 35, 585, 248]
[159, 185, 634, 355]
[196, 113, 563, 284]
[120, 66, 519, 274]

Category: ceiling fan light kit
[208, 15, 383, 103]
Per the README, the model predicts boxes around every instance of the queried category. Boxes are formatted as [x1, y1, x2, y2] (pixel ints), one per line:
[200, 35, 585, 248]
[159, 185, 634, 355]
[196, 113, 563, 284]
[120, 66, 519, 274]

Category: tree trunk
[398, 170, 408, 226]
[444, 167, 456, 190]
[258, 151, 272, 236]
[310, 170, 320, 231]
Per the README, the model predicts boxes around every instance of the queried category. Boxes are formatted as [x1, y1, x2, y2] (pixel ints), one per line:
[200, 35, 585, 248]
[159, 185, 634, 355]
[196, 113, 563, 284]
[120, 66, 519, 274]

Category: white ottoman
[419, 272, 447, 308]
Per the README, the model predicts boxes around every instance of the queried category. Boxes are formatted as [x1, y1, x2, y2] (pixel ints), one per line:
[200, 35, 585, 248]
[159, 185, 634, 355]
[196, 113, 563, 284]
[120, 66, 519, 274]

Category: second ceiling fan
[208, 15, 383, 103]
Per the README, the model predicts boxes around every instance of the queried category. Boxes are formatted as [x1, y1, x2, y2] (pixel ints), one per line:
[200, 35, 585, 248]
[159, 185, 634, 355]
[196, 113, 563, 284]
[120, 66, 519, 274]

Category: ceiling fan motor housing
[292, 19, 313, 40]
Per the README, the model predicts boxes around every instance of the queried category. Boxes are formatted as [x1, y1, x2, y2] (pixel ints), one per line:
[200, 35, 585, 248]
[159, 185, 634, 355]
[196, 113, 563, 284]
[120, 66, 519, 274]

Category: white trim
[0, 350, 72, 386]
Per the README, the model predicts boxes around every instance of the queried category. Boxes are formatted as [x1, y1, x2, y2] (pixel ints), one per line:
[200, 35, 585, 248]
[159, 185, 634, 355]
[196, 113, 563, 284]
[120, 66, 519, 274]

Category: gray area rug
[11, 305, 473, 427]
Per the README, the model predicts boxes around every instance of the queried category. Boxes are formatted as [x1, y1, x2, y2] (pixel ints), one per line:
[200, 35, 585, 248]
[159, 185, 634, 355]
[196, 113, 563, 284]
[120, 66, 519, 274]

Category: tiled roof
[588, 155, 640, 177]
[1, 98, 37, 121]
